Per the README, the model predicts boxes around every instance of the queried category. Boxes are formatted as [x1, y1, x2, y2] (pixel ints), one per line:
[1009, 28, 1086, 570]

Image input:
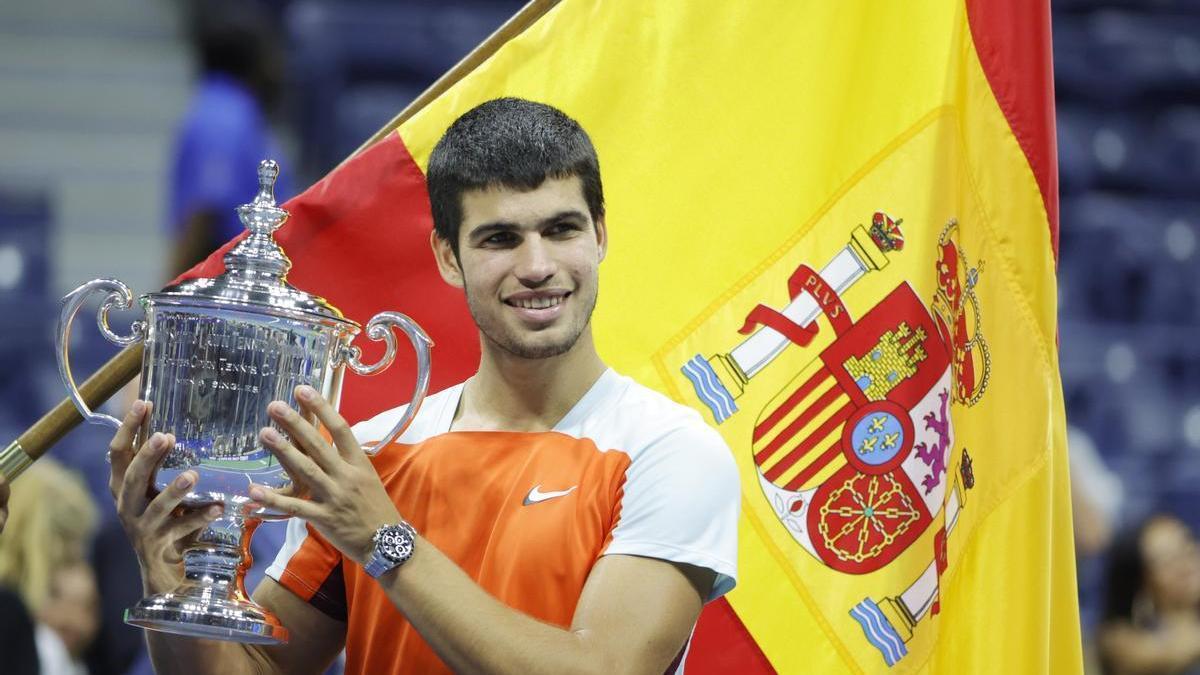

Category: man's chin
[503, 339, 577, 360]
[490, 328, 581, 360]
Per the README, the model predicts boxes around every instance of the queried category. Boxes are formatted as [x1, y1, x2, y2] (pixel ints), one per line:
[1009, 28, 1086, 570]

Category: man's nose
[515, 235, 556, 285]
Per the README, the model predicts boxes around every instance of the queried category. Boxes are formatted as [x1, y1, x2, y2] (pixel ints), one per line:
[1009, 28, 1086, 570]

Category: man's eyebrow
[538, 209, 589, 226]
[466, 222, 520, 241]
[466, 210, 590, 240]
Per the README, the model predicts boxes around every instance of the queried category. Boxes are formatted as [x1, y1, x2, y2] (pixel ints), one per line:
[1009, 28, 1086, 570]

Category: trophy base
[124, 513, 288, 644]
[126, 591, 289, 644]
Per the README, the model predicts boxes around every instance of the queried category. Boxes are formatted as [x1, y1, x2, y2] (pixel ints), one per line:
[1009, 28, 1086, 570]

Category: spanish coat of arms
[681, 214, 989, 667]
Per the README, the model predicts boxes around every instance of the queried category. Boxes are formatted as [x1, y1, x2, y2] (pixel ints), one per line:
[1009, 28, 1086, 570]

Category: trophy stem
[125, 513, 289, 644]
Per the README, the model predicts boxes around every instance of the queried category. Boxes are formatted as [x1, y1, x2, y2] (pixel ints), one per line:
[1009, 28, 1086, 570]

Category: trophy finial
[227, 159, 291, 277]
[254, 160, 280, 207]
[236, 158, 288, 236]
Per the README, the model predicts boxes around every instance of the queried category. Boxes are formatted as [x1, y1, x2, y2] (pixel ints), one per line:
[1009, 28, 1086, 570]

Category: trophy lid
[150, 160, 354, 326]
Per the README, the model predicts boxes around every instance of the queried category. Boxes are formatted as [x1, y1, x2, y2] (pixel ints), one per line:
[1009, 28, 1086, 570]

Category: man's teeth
[513, 296, 564, 310]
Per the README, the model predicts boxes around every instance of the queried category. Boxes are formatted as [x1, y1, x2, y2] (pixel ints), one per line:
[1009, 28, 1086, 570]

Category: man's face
[433, 175, 606, 359]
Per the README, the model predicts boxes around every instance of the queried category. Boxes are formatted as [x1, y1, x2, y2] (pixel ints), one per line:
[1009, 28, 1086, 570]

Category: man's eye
[546, 222, 581, 237]
[483, 232, 517, 246]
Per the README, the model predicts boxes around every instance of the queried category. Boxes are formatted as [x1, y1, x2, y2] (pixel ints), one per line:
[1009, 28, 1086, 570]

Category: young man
[108, 98, 739, 674]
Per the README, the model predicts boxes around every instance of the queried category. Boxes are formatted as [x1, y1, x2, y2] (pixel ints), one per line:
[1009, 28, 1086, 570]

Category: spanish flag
[185, 0, 1081, 671]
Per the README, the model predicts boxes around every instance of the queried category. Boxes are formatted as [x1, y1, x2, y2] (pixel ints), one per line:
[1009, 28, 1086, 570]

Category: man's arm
[253, 386, 718, 674]
[387, 546, 712, 674]
[108, 401, 345, 675]
[1099, 619, 1200, 675]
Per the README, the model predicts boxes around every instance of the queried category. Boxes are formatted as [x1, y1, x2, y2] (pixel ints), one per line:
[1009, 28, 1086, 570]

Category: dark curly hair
[426, 98, 604, 255]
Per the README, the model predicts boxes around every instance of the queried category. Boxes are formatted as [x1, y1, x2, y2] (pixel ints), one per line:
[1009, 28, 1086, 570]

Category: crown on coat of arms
[869, 211, 905, 253]
[932, 219, 991, 407]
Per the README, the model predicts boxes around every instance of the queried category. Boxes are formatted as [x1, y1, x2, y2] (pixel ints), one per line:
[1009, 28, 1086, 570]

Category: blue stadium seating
[283, 0, 524, 180]
[1054, 11, 1200, 105]
[0, 184, 53, 427]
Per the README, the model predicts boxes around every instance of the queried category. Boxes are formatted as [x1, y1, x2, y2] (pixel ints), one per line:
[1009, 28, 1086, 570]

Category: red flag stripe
[687, 597, 778, 673]
[965, 0, 1058, 258]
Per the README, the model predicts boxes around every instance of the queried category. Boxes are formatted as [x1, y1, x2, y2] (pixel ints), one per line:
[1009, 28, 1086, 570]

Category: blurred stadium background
[0, 0, 1196, 672]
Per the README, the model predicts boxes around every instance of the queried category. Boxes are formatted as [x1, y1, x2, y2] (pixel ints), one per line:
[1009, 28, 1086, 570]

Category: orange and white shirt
[265, 369, 740, 674]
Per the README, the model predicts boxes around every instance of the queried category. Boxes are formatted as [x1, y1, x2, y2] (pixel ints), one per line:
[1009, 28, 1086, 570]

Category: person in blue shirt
[168, 2, 291, 276]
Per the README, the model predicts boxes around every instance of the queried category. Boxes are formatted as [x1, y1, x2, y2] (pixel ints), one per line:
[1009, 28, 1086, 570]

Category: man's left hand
[251, 385, 402, 566]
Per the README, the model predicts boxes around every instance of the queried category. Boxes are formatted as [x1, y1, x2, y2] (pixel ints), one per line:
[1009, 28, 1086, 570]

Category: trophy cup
[55, 160, 432, 644]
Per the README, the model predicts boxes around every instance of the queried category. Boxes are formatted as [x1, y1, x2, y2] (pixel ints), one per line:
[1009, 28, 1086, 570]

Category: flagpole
[1, 0, 559, 480]
[0, 344, 142, 479]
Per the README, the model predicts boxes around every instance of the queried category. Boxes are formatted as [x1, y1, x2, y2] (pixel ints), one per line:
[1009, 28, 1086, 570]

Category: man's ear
[595, 214, 608, 263]
[430, 230, 464, 288]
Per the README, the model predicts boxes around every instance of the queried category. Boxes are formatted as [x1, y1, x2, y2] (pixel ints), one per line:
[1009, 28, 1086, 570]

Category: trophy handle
[343, 311, 433, 453]
[56, 279, 146, 429]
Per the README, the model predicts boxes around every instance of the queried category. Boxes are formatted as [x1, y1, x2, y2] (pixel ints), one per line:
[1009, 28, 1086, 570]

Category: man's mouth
[506, 295, 567, 309]
[503, 291, 571, 322]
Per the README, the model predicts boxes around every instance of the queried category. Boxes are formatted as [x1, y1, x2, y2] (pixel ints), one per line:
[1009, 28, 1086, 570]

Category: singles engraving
[145, 312, 331, 466]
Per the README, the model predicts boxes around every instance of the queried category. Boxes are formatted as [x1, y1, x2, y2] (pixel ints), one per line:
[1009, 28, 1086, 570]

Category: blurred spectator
[1071, 425, 1126, 556]
[1099, 515, 1200, 675]
[37, 563, 100, 675]
[0, 587, 39, 675]
[1071, 425, 1127, 673]
[168, 0, 292, 277]
[0, 460, 100, 675]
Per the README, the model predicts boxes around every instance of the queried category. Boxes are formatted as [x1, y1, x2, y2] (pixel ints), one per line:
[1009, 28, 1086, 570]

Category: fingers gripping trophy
[56, 160, 433, 643]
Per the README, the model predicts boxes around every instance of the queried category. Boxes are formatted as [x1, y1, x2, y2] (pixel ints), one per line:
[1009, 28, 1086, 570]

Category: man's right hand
[109, 400, 221, 594]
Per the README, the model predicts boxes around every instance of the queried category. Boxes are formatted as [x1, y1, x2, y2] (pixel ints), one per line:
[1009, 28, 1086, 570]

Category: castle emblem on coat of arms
[680, 214, 989, 667]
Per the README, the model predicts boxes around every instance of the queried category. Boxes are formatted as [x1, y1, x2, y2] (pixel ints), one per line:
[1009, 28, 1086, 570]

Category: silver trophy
[56, 160, 432, 644]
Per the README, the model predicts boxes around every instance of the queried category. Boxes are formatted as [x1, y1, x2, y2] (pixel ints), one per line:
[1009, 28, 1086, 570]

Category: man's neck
[452, 330, 608, 432]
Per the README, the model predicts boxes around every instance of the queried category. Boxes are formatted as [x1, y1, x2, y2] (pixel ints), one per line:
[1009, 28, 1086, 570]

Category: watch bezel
[365, 521, 416, 578]
[373, 522, 415, 562]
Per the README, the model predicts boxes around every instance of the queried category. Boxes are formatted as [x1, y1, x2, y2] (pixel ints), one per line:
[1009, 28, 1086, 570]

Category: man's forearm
[377, 537, 612, 675]
[146, 632, 271, 675]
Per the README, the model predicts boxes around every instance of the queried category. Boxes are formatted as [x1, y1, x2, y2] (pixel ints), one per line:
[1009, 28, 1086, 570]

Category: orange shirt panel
[329, 431, 632, 674]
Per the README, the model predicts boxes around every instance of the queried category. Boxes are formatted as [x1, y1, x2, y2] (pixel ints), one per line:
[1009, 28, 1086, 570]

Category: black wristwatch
[363, 521, 417, 578]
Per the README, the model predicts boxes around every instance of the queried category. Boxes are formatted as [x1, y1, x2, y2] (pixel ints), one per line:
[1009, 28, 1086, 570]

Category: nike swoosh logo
[523, 484, 577, 506]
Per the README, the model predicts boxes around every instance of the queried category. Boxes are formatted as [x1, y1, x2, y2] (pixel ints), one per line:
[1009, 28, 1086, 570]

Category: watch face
[377, 525, 414, 562]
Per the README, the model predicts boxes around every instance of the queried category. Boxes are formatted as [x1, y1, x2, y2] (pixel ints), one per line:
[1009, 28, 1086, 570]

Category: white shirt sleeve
[602, 421, 740, 601]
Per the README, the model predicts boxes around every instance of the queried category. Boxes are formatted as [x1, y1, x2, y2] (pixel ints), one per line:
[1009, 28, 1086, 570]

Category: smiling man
[109, 98, 739, 674]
